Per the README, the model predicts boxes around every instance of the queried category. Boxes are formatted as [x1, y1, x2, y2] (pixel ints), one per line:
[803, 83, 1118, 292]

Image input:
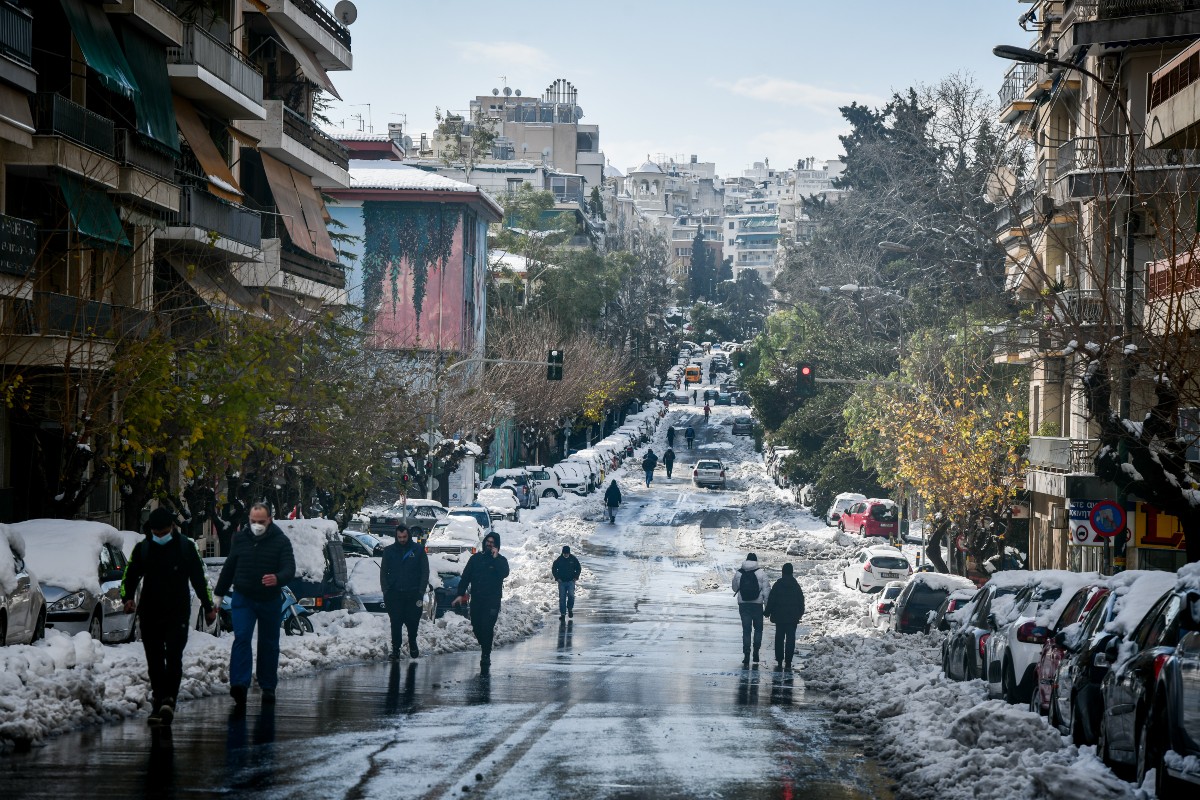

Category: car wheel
[542, 489, 559, 499]
[838, 521, 845, 533]
[1002, 660, 1017, 704]
[855, 579, 862, 593]
[126, 613, 141, 643]
[1135, 707, 1158, 789]
[842, 572, 848, 588]
[1048, 683, 1063, 730]
[1070, 693, 1089, 745]
[860, 526, 867, 537]
[1028, 680, 1041, 716]
[31, 607, 46, 643]
[88, 611, 103, 642]
[423, 584, 437, 621]
[964, 652, 976, 681]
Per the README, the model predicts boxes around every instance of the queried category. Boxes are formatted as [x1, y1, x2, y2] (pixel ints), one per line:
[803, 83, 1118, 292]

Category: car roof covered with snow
[430, 516, 483, 543]
[476, 488, 518, 506]
[908, 572, 976, 593]
[14, 518, 126, 594]
[1105, 569, 1180, 636]
[274, 518, 339, 581]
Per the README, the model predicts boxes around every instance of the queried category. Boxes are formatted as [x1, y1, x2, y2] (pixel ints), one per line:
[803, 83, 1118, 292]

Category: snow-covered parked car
[1, 524, 46, 646]
[276, 518, 349, 614]
[488, 468, 540, 509]
[345, 556, 435, 620]
[425, 517, 483, 557]
[525, 465, 562, 499]
[367, 499, 448, 542]
[942, 571, 1032, 681]
[931, 587, 979, 633]
[826, 491, 867, 526]
[448, 505, 494, 537]
[870, 581, 905, 628]
[16, 519, 136, 644]
[890, 572, 975, 634]
[841, 544, 911, 593]
[552, 463, 589, 496]
[476, 488, 520, 522]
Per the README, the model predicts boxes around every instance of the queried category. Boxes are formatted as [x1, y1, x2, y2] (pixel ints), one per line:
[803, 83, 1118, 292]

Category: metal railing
[1056, 135, 1126, 176]
[33, 291, 153, 339]
[1150, 38, 1200, 110]
[1068, 0, 1200, 18]
[1060, 287, 1118, 324]
[115, 130, 176, 180]
[35, 94, 115, 155]
[167, 24, 264, 107]
[1028, 436, 1100, 473]
[999, 62, 1038, 106]
[172, 187, 261, 247]
[281, 104, 349, 169]
[0, 1, 32, 66]
[289, 0, 352, 49]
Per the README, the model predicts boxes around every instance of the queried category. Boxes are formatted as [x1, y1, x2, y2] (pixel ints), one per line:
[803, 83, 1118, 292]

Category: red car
[838, 499, 899, 538]
[1030, 583, 1109, 718]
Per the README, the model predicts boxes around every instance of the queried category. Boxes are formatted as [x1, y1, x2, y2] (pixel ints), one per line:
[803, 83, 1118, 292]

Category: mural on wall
[361, 201, 467, 351]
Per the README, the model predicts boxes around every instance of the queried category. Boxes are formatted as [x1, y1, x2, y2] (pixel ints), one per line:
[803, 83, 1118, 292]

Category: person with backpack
[641, 450, 658, 487]
[603, 479, 622, 523]
[764, 562, 806, 671]
[662, 447, 676, 479]
[551, 545, 582, 620]
[121, 507, 216, 725]
[732, 553, 770, 667]
[685, 426, 696, 450]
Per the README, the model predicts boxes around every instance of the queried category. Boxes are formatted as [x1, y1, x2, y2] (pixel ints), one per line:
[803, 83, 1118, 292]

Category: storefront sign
[1132, 502, 1186, 551]
[1067, 498, 1108, 546]
[0, 213, 37, 277]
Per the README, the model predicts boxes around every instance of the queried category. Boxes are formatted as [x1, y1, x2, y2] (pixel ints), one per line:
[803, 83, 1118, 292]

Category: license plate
[882, 572, 898, 578]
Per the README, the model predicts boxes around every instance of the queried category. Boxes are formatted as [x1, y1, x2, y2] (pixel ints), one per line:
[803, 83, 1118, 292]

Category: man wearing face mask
[121, 507, 216, 725]
[214, 502, 296, 707]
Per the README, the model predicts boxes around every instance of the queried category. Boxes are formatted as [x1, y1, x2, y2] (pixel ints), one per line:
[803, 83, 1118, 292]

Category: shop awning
[121, 26, 178, 154]
[259, 152, 337, 261]
[174, 96, 243, 203]
[227, 125, 260, 149]
[0, 83, 34, 149]
[261, 16, 341, 100]
[57, 173, 130, 248]
[164, 254, 263, 316]
[59, 0, 140, 101]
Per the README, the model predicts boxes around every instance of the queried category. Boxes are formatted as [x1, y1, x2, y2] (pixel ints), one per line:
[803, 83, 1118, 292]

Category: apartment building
[0, 0, 352, 523]
[993, 0, 1200, 572]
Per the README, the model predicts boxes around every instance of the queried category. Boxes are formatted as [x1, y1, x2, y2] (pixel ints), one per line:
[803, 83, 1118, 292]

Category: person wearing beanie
[551, 545, 582, 620]
[121, 507, 215, 725]
[764, 562, 806, 671]
[453, 531, 510, 669]
[732, 552, 770, 667]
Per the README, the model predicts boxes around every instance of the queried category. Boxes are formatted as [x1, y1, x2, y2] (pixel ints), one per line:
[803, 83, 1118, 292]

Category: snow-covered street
[1, 400, 1153, 799]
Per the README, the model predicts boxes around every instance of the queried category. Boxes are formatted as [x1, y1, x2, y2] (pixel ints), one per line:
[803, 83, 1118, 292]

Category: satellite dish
[492, 88, 499, 96]
[333, 0, 357, 25]
[402, 135, 413, 150]
[503, 87, 512, 97]
[575, 106, 584, 119]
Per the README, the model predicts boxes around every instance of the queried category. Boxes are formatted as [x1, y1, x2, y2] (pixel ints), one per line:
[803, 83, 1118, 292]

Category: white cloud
[453, 41, 553, 72]
[716, 76, 881, 114]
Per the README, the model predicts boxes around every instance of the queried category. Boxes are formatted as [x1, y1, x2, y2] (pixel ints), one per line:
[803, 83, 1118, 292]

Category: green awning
[121, 26, 178, 153]
[59, 0, 140, 101]
[57, 174, 130, 248]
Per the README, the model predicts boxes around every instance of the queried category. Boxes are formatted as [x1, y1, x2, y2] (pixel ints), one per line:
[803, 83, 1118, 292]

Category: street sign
[1089, 501, 1126, 538]
[1067, 498, 1106, 546]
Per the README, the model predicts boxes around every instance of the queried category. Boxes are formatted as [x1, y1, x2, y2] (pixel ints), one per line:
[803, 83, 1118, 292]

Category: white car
[870, 581, 906, 628]
[425, 517, 483, 557]
[476, 488, 520, 522]
[842, 545, 912, 593]
[552, 463, 589, 496]
[525, 465, 562, 499]
[827, 492, 868, 526]
[448, 506, 494, 537]
[1, 524, 46, 645]
[692, 458, 727, 489]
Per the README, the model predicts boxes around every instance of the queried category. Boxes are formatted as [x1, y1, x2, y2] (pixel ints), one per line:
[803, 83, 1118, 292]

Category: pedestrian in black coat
[380, 525, 430, 660]
[641, 450, 658, 487]
[764, 562, 806, 670]
[121, 507, 215, 724]
[552, 546, 582, 619]
[453, 531, 509, 669]
[662, 448, 676, 478]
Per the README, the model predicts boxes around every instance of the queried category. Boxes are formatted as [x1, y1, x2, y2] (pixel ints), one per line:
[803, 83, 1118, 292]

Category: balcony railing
[32, 291, 153, 340]
[115, 130, 176, 181]
[289, 0, 352, 49]
[281, 105, 349, 169]
[1068, 0, 1200, 18]
[173, 187, 261, 247]
[34, 94, 115, 156]
[167, 24, 264, 107]
[1149, 38, 1200, 110]
[0, 1, 32, 66]
[1028, 436, 1099, 473]
[1056, 135, 1128, 177]
[1060, 287, 1119, 324]
[999, 62, 1038, 106]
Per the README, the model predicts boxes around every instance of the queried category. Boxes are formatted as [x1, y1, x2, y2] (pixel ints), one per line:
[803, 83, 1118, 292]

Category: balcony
[1055, 134, 1200, 198]
[161, 187, 262, 261]
[999, 63, 1037, 123]
[1144, 250, 1200, 334]
[104, 0, 183, 47]
[234, 100, 349, 188]
[167, 24, 265, 120]
[1060, 0, 1200, 58]
[1058, 287, 1119, 325]
[253, 0, 352, 72]
[33, 291, 153, 340]
[114, 130, 179, 212]
[17, 94, 119, 188]
[1028, 436, 1099, 474]
[35, 94, 114, 156]
[1146, 38, 1200, 149]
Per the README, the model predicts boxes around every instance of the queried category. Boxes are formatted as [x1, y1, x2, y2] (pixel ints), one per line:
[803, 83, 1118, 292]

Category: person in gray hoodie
[732, 552, 770, 666]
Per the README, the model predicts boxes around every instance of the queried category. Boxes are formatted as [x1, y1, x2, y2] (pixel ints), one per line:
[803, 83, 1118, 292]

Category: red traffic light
[800, 365, 812, 376]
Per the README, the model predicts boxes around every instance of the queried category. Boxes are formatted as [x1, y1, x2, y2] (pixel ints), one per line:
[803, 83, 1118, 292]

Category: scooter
[210, 586, 314, 636]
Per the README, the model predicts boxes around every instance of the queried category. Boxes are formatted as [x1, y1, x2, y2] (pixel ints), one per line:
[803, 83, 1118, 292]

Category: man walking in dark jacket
[453, 531, 509, 669]
[379, 524, 430, 660]
[603, 479, 622, 523]
[121, 507, 215, 725]
[662, 447, 676, 479]
[551, 545, 582, 620]
[764, 562, 806, 671]
[732, 553, 770, 667]
[214, 503, 296, 707]
[642, 450, 658, 487]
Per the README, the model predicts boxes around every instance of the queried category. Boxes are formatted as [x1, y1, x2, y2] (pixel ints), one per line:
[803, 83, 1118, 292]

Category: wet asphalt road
[1, 412, 891, 799]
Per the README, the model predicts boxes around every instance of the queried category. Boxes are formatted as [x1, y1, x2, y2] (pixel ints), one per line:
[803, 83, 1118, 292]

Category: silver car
[1, 526, 46, 645]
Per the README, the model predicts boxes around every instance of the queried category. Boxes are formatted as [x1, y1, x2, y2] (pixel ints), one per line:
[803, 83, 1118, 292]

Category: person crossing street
[552, 546, 582, 620]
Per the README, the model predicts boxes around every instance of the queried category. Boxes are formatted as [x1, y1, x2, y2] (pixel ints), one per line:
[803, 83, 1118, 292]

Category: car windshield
[734, 417, 752, 424]
[451, 511, 489, 527]
[907, 585, 950, 609]
[697, 461, 722, 470]
[870, 556, 909, 570]
[870, 504, 897, 521]
[883, 585, 903, 600]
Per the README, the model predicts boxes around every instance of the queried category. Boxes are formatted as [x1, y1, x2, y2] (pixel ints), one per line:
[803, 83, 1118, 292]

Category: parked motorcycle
[203, 586, 314, 636]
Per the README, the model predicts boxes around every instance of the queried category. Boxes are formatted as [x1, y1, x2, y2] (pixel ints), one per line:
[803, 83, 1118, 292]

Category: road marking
[436, 702, 569, 800]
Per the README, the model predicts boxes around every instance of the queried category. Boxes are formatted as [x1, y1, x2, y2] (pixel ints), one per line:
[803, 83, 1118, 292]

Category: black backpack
[738, 568, 760, 601]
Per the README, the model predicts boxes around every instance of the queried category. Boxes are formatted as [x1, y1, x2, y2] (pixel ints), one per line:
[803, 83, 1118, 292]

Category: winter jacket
[732, 561, 770, 605]
[685, 427, 695, 439]
[642, 454, 657, 472]
[765, 575, 805, 624]
[214, 523, 296, 601]
[552, 554, 582, 582]
[457, 549, 510, 607]
[604, 482, 622, 507]
[120, 531, 212, 620]
[380, 540, 430, 596]
[662, 449, 675, 465]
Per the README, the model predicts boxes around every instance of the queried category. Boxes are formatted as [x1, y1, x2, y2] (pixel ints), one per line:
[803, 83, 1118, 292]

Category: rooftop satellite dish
[492, 88, 499, 96]
[503, 87, 512, 97]
[575, 106, 583, 118]
[402, 135, 413, 150]
[514, 89, 522, 96]
[333, 0, 357, 25]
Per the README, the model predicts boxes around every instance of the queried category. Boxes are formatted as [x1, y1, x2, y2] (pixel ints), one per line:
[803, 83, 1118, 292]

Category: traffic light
[797, 363, 816, 397]
[547, 349, 564, 381]
[735, 350, 747, 369]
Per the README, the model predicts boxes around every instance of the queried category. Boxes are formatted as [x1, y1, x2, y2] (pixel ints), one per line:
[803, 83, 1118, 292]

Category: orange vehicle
[684, 365, 702, 384]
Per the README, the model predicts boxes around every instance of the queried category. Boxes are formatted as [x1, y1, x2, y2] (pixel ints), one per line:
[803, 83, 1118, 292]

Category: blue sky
[325, 1, 1022, 177]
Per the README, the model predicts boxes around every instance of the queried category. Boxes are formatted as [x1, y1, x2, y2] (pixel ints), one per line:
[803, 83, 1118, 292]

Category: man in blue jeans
[214, 503, 296, 707]
[551, 546, 582, 620]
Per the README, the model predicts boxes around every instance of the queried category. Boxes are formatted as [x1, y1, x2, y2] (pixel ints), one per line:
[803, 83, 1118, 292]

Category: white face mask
[250, 522, 268, 536]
